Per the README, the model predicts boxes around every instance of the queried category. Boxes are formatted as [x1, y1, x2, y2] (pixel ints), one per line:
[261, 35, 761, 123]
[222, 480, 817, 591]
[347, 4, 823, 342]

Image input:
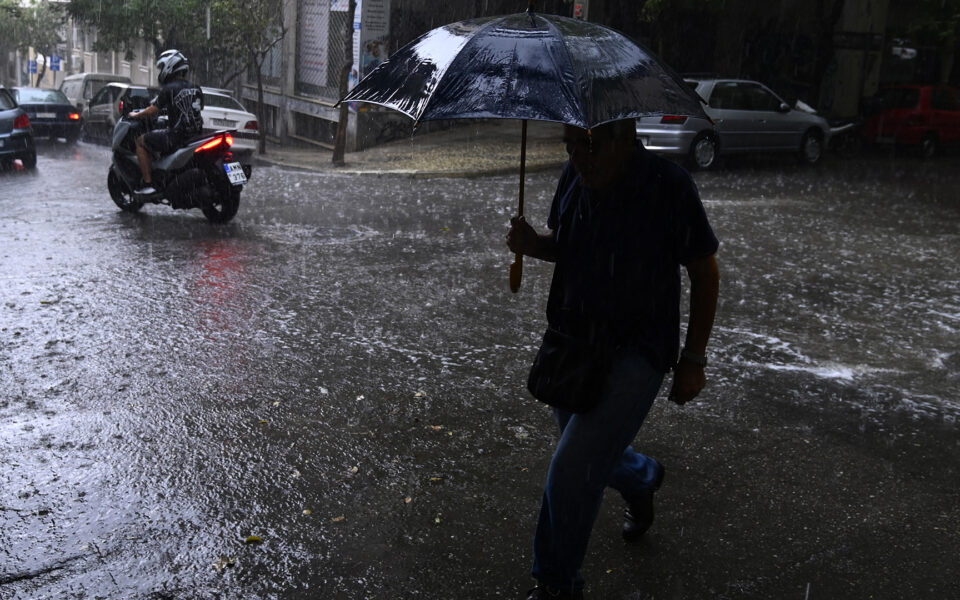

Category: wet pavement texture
[1, 142, 958, 600]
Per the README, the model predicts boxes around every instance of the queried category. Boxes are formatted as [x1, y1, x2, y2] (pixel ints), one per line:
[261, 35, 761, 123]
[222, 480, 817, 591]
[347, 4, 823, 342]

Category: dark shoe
[526, 585, 584, 599]
[622, 462, 665, 542]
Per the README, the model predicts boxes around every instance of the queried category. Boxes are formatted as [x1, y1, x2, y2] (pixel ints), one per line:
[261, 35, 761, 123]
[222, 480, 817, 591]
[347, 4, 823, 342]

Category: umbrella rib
[413, 15, 508, 126]
[539, 16, 589, 129]
[585, 21, 704, 123]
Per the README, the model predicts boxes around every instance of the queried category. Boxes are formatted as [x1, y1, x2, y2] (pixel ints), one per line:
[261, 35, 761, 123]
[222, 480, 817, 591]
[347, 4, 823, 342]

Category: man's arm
[669, 252, 719, 405]
[506, 216, 558, 262]
[131, 105, 160, 120]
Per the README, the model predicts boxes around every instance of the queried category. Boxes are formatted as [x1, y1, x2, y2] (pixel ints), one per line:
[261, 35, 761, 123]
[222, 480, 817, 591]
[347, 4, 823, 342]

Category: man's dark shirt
[546, 143, 719, 373]
[154, 79, 204, 136]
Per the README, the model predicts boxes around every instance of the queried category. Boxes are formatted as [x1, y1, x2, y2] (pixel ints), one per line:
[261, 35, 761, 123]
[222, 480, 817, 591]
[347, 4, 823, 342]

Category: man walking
[506, 119, 720, 599]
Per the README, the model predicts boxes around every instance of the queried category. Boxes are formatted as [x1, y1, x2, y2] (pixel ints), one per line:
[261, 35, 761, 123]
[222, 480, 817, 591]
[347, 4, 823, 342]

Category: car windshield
[204, 93, 247, 111]
[14, 89, 70, 104]
[880, 87, 920, 109]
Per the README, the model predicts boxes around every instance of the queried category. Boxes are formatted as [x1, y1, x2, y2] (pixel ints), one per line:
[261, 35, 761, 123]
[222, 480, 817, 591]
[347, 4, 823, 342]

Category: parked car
[200, 87, 259, 163]
[635, 77, 831, 169]
[59, 72, 131, 113]
[11, 87, 82, 144]
[0, 86, 36, 169]
[81, 82, 159, 144]
[862, 84, 960, 158]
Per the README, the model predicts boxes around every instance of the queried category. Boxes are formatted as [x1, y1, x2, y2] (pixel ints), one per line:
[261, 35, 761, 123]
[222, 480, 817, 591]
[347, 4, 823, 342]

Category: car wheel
[20, 151, 37, 170]
[798, 129, 824, 165]
[688, 132, 719, 170]
[920, 133, 938, 159]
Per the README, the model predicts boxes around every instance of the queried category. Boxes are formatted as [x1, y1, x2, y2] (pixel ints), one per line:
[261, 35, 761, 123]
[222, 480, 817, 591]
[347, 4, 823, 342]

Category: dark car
[863, 84, 960, 157]
[11, 87, 82, 144]
[81, 82, 159, 144]
[0, 86, 36, 169]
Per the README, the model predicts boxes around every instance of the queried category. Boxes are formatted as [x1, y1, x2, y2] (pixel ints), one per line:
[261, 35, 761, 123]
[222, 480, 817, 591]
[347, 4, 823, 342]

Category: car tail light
[14, 114, 30, 129]
[243, 120, 258, 130]
[69, 112, 80, 120]
[660, 115, 688, 125]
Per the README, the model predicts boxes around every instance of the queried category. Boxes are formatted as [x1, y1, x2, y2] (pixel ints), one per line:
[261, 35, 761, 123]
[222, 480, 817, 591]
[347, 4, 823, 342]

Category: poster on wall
[346, 0, 390, 110]
[359, 0, 390, 79]
[298, 0, 331, 89]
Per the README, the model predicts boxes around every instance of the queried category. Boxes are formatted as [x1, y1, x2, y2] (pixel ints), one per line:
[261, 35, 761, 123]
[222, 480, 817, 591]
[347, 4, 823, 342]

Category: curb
[253, 156, 567, 179]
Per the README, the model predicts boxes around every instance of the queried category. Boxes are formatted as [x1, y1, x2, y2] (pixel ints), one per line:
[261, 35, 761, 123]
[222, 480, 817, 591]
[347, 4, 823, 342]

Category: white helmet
[157, 49, 189, 85]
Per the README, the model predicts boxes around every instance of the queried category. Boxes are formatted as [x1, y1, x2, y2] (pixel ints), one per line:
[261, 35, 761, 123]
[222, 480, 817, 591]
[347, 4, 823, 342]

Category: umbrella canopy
[341, 7, 706, 292]
[341, 9, 707, 128]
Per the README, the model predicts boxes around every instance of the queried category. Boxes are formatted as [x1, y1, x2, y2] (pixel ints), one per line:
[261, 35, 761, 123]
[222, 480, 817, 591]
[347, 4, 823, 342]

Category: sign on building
[354, 0, 390, 81]
[297, 0, 332, 93]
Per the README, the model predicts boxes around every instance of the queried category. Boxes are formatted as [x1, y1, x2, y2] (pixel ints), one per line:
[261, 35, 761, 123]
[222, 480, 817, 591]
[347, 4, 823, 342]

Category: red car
[863, 84, 960, 157]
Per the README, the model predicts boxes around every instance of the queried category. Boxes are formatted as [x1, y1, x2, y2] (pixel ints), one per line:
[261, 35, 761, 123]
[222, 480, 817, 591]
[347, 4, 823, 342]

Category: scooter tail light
[68, 112, 80, 120]
[195, 136, 224, 153]
[224, 134, 234, 147]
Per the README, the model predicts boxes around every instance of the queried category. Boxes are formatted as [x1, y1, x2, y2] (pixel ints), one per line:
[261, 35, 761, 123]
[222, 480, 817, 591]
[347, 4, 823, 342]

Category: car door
[742, 82, 798, 149]
[86, 86, 115, 139]
[705, 81, 758, 152]
[930, 87, 960, 144]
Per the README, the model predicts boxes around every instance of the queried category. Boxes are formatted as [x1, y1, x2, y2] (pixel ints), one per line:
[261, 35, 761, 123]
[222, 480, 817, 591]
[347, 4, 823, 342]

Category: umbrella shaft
[518, 119, 527, 218]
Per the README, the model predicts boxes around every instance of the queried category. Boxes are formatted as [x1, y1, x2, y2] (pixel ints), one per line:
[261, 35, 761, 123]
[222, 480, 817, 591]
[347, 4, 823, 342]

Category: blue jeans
[531, 348, 664, 591]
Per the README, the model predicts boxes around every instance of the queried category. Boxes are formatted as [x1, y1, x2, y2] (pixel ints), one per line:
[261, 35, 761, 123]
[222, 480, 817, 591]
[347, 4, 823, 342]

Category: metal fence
[296, 0, 352, 101]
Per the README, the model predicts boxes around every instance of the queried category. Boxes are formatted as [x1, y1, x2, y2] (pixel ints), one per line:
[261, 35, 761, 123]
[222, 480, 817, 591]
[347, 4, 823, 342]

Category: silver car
[636, 78, 831, 169]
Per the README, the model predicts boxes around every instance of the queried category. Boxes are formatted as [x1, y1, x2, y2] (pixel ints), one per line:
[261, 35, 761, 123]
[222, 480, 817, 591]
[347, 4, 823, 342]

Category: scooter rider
[130, 49, 204, 195]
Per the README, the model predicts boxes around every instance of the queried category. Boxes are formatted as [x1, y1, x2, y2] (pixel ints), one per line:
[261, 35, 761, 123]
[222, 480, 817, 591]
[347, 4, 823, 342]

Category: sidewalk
[252, 119, 568, 178]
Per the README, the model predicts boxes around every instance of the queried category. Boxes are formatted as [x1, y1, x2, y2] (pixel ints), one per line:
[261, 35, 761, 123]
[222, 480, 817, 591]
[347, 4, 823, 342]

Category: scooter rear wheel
[202, 185, 240, 223]
[108, 170, 143, 212]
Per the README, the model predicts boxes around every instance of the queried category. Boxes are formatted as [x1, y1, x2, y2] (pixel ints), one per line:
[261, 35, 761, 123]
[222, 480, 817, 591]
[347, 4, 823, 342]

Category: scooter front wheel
[108, 170, 143, 212]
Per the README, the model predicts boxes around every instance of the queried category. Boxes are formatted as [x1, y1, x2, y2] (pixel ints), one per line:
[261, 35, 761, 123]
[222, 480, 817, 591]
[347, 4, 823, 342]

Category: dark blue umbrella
[341, 3, 706, 291]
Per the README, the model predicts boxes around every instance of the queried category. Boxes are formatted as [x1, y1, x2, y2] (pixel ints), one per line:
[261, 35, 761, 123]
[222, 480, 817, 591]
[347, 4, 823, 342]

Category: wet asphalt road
[1, 142, 958, 600]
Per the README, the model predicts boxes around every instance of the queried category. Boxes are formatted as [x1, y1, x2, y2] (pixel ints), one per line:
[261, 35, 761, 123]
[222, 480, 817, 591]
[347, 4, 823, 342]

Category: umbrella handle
[510, 120, 528, 293]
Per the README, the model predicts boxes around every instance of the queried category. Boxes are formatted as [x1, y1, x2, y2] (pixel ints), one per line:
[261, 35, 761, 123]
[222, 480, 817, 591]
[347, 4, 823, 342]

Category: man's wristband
[680, 348, 708, 367]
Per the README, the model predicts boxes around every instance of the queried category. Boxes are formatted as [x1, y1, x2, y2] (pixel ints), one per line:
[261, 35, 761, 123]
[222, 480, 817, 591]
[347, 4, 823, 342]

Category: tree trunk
[254, 51, 267, 155]
[811, 0, 847, 109]
[332, 0, 358, 166]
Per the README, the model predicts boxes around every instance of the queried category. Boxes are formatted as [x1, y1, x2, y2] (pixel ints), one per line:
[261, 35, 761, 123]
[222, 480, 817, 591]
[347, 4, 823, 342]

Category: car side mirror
[778, 102, 791, 113]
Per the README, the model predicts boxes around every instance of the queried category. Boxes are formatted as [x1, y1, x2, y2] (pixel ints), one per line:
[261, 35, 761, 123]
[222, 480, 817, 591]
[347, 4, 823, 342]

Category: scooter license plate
[224, 162, 247, 185]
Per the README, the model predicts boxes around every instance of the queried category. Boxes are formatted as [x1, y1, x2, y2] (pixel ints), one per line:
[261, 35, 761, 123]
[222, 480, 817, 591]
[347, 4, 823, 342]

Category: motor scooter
[107, 103, 249, 223]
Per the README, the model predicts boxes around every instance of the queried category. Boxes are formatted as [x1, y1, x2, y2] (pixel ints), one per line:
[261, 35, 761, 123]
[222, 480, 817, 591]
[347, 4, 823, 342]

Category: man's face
[562, 125, 631, 191]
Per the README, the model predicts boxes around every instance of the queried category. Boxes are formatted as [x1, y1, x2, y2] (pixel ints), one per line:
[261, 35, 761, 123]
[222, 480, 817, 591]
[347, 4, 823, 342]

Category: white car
[201, 87, 259, 163]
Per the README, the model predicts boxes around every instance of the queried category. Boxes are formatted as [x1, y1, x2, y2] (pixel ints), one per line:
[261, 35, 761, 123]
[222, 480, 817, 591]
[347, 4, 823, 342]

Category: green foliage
[66, 0, 288, 87]
[906, 0, 960, 44]
[0, 0, 65, 55]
